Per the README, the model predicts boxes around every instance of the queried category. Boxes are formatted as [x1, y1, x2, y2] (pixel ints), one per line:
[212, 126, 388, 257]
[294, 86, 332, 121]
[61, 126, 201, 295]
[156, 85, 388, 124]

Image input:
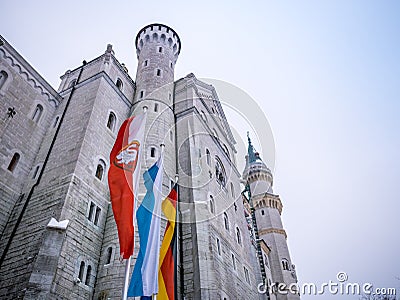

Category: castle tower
[134, 23, 180, 103]
[92, 24, 181, 299]
[132, 23, 180, 191]
[243, 136, 299, 300]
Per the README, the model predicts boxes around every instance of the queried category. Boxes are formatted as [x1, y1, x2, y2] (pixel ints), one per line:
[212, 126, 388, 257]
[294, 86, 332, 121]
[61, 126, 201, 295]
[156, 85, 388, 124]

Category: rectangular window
[156, 69, 161, 76]
[158, 47, 163, 53]
[140, 91, 144, 98]
[216, 238, 221, 255]
[144, 60, 148, 67]
[169, 130, 173, 142]
[150, 147, 156, 158]
[94, 207, 101, 226]
[154, 103, 158, 112]
[232, 254, 236, 270]
[88, 202, 95, 221]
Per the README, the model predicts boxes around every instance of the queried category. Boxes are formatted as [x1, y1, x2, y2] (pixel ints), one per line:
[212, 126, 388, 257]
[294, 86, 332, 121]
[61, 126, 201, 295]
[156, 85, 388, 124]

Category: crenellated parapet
[252, 193, 283, 215]
[135, 23, 181, 61]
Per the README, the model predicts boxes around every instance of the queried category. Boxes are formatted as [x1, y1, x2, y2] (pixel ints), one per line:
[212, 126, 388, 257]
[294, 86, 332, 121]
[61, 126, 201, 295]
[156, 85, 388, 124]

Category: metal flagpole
[174, 175, 179, 300]
[122, 257, 131, 300]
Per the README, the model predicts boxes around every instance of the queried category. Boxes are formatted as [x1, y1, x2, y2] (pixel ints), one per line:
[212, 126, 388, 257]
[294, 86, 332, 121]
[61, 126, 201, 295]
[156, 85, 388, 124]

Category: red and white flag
[108, 112, 146, 259]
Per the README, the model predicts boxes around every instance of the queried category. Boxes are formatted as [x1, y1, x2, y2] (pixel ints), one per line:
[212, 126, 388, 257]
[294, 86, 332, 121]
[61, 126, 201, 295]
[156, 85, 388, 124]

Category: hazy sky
[2, 0, 400, 298]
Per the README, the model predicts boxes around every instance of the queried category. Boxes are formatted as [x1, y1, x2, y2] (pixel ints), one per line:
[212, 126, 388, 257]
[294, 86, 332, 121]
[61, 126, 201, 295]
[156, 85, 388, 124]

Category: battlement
[135, 23, 181, 59]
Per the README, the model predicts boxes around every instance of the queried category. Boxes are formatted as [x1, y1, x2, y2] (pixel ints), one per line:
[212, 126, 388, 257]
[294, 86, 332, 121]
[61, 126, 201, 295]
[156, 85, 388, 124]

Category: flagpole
[122, 257, 131, 300]
[174, 175, 179, 300]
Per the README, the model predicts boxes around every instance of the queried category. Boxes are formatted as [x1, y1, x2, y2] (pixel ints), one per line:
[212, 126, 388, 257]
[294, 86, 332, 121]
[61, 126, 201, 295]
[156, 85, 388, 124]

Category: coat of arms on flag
[114, 140, 140, 172]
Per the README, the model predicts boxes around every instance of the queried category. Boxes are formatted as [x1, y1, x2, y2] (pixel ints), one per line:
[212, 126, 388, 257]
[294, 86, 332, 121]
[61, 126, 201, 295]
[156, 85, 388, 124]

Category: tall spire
[247, 132, 260, 163]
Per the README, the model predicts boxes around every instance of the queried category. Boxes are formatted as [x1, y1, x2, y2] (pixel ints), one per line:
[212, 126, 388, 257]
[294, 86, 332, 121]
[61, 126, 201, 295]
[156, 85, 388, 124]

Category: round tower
[132, 23, 181, 197]
[243, 134, 299, 300]
[134, 23, 181, 105]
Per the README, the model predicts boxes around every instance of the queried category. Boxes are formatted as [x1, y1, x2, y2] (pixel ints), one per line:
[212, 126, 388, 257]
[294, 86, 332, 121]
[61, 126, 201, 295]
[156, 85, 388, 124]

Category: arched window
[78, 261, 85, 282]
[160, 34, 166, 43]
[116, 78, 123, 91]
[264, 254, 269, 268]
[223, 212, 229, 231]
[95, 160, 106, 180]
[216, 238, 221, 255]
[236, 227, 241, 245]
[230, 182, 235, 198]
[69, 79, 77, 88]
[7, 153, 20, 172]
[32, 104, 43, 123]
[282, 259, 290, 271]
[261, 210, 265, 216]
[85, 265, 92, 285]
[106, 247, 113, 265]
[153, 33, 159, 42]
[0, 70, 8, 90]
[244, 266, 250, 283]
[107, 112, 116, 131]
[209, 195, 215, 214]
[231, 253, 236, 270]
[215, 156, 226, 187]
[206, 149, 211, 166]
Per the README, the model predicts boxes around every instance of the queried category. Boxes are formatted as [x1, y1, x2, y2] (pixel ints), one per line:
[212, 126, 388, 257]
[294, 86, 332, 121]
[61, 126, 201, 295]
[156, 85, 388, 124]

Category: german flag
[158, 184, 178, 300]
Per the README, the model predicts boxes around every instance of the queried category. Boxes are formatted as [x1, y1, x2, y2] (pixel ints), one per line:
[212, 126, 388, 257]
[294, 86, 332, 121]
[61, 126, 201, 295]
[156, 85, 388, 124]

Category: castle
[0, 24, 299, 299]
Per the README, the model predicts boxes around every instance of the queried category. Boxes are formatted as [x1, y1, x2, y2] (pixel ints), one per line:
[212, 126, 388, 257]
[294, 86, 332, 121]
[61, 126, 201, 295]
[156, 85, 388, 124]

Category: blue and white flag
[127, 155, 163, 298]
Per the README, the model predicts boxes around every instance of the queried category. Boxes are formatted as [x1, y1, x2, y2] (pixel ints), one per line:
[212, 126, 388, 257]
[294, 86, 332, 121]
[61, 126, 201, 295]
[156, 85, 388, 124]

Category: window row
[87, 201, 101, 226]
[78, 261, 92, 286]
[137, 90, 172, 100]
[68, 76, 123, 92]
[205, 150, 235, 195]
[215, 237, 250, 283]
[282, 258, 291, 271]
[139, 30, 178, 52]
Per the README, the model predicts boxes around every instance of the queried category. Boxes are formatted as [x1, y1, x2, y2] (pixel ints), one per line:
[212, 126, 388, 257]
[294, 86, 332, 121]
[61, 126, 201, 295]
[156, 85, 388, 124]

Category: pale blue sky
[2, 0, 400, 298]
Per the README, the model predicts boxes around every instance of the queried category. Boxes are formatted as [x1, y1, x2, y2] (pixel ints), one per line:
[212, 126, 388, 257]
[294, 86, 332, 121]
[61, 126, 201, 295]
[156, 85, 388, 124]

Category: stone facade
[0, 24, 299, 300]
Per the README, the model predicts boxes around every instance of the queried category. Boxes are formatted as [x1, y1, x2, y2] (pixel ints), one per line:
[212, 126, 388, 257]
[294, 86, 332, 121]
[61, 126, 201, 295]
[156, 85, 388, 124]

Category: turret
[243, 133, 274, 196]
[243, 134, 299, 299]
[134, 23, 181, 105]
